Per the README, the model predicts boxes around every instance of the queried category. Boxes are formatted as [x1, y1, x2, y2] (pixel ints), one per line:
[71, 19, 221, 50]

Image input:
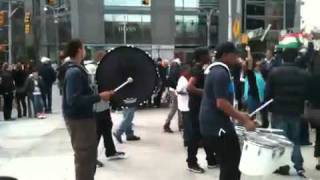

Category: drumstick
[249, 99, 274, 118]
[114, 77, 134, 92]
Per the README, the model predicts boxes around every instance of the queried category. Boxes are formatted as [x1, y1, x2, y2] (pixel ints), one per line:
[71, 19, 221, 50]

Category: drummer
[199, 42, 255, 180]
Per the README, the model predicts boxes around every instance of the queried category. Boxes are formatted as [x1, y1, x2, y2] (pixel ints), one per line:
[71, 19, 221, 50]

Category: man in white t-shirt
[175, 65, 192, 148]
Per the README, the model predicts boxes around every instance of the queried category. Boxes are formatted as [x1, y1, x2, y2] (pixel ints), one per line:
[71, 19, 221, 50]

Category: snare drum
[239, 133, 285, 176]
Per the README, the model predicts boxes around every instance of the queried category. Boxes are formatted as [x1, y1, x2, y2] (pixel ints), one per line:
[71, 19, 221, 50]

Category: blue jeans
[33, 94, 44, 114]
[116, 107, 136, 136]
[271, 114, 304, 170]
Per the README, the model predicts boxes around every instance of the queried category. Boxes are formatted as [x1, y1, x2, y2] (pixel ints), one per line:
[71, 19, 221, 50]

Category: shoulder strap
[204, 62, 231, 78]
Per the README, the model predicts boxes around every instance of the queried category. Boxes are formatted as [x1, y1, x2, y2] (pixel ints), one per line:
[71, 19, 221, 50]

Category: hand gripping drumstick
[250, 99, 274, 118]
[114, 77, 134, 92]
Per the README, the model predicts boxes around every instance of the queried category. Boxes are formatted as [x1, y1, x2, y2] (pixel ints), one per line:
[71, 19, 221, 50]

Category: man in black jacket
[266, 48, 309, 177]
[63, 39, 114, 180]
[39, 57, 56, 113]
[13, 62, 28, 118]
[0, 63, 15, 121]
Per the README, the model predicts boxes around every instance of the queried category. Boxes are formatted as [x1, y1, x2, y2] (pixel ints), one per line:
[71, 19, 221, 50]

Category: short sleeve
[212, 68, 230, 99]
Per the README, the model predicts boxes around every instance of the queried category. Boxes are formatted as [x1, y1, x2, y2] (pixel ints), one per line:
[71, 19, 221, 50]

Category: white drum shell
[239, 140, 284, 176]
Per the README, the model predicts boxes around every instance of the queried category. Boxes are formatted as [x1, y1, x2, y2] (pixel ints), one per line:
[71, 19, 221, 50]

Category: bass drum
[96, 46, 159, 108]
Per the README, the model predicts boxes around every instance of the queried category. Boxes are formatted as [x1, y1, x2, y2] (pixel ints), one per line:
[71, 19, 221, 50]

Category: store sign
[118, 25, 137, 32]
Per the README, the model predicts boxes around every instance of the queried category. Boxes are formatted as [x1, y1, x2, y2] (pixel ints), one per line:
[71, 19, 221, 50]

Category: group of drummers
[163, 40, 320, 179]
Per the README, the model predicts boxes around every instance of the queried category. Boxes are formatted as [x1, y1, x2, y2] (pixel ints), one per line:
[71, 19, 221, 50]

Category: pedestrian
[200, 42, 255, 180]
[154, 58, 169, 108]
[176, 65, 191, 146]
[62, 39, 114, 180]
[259, 47, 283, 128]
[163, 58, 182, 133]
[185, 47, 217, 173]
[266, 47, 309, 177]
[0, 63, 15, 121]
[92, 51, 126, 168]
[13, 62, 28, 118]
[243, 46, 265, 116]
[25, 69, 46, 119]
[39, 57, 56, 113]
[113, 106, 141, 143]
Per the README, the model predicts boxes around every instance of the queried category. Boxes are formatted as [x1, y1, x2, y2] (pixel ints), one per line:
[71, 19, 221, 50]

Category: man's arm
[187, 77, 202, 96]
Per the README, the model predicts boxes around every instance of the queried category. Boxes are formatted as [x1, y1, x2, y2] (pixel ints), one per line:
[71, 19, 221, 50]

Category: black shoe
[164, 126, 174, 133]
[316, 164, 320, 170]
[126, 135, 141, 141]
[96, 160, 104, 168]
[107, 152, 126, 160]
[188, 164, 205, 174]
[274, 165, 290, 175]
[113, 132, 123, 144]
[208, 161, 219, 169]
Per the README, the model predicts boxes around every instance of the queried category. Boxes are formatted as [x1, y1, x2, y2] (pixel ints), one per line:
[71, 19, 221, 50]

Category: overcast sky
[301, 0, 320, 28]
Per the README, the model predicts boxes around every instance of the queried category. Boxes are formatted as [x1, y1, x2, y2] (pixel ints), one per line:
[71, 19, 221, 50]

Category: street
[0, 86, 318, 180]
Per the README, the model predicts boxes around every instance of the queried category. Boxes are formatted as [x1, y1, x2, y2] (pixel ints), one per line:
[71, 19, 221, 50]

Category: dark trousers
[16, 92, 27, 118]
[42, 85, 52, 112]
[95, 110, 117, 157]
[65, 118, 97, 180]
[186, 109, 216, 166]
[315, 128, 320, 158]
[300, 120, 310, 144]
[261, 108, 269, 128]
[3, 93, 13, 120]
[27, 95, 34, 118]
[204, 133, 241, 180]
[154, 85, 165, 107]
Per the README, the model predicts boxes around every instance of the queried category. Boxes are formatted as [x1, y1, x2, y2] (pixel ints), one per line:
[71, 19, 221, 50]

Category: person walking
[113, 106, 141, 143]
[39, 57, 56, 113]
[92, 51, 126, 167]
[25, 69, 46, 119]
[62, 39, 114, 180]
[266, 48, 309, 177]
[163, 59, 182, 133]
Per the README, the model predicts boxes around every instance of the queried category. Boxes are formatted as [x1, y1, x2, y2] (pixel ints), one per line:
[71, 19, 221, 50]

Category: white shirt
[176, 76, 189, 112]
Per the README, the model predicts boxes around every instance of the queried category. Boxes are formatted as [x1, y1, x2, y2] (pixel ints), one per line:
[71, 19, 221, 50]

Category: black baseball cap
[215, 42, 240, 59]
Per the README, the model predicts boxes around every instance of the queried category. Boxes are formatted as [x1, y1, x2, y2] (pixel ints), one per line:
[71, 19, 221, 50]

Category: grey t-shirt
[200, 65, 235, 137]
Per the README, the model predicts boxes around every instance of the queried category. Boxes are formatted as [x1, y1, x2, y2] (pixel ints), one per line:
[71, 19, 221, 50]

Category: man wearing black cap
[200, 42, 255, 180]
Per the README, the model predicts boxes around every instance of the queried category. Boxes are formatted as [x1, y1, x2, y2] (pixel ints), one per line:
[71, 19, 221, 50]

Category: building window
[104, 0, 149, 7]
[105, 14, 151, 44]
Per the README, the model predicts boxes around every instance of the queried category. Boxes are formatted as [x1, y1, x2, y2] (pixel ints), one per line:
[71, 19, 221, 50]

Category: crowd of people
[0, 58, 56, 120]
[152, 40, 320, 179]
[58, 37, 320, 180]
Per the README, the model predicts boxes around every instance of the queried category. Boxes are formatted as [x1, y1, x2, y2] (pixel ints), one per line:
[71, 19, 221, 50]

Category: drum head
[96, 46, 159, 107]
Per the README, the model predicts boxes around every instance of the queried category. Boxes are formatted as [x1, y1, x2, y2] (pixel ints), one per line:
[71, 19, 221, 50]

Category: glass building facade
[104, 0, 218, 47]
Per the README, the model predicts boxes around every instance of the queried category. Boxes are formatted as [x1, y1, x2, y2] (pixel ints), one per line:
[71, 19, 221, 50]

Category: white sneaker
[107, 152, 127, 161]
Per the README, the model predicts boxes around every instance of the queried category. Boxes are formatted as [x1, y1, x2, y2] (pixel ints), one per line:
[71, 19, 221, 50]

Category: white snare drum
[264, 133, 293, 166]
[239, 133, 285, 176]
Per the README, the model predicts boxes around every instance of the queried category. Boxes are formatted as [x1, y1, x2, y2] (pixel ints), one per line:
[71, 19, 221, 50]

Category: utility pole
[8, 0, 12, 64]
[228, 0, 232, 41]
